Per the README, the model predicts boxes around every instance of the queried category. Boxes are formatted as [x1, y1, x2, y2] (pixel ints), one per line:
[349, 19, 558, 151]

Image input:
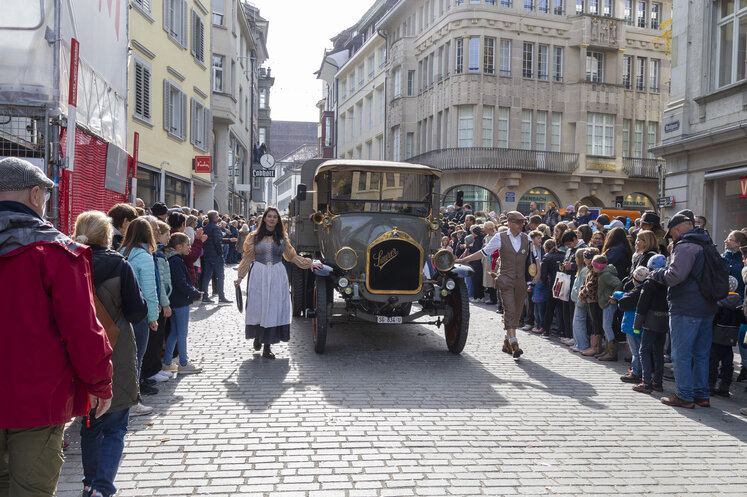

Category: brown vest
[498, 231, 530, 281]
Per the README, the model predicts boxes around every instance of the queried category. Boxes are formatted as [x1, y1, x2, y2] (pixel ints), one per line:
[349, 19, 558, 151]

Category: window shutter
[143, 66, 151, 119]
[181, 0, 189, 48]
[198, 17, 204, 62]
[203, 109, 211, 151]
[190, 98, 196, 145]
[180, 91, 188, 140]
[135, 63, 143, 117]
[190, 11, 196, 57]
[163, 0, 170, 32]
[163, 80, 171, 132]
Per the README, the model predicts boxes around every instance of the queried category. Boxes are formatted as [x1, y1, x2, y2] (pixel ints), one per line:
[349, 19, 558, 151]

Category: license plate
[377, 316, 402, 324]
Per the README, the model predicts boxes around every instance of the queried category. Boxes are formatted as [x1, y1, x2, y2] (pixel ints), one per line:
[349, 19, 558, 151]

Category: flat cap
[640, 211, 660, 226]
[506, 211, 527, 224]
[667, 210, 695, 230]
[0, 157, 54, 192]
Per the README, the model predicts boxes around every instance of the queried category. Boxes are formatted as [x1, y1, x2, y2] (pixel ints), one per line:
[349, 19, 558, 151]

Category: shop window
[443, 185, 501, 214]
[165, 176, 189, 208]
[518, 187, 560, 215]
[136, 168, 159, 208]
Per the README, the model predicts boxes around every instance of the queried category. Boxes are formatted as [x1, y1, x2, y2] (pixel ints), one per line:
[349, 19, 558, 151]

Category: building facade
[322, 0, 672, 215]
[252, 66, 275, 209]
[653, 0, 747, 244]
[129, 0, 213, 211]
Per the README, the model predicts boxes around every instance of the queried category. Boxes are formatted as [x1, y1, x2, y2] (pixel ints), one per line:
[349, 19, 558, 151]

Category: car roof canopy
[314, 160, 442, 182]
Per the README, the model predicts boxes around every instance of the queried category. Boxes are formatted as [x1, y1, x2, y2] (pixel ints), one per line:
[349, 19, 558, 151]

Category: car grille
[366, 234, 422, 294]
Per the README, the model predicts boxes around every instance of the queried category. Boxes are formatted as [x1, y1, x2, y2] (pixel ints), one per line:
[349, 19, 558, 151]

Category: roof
[314, 160, 442, 179]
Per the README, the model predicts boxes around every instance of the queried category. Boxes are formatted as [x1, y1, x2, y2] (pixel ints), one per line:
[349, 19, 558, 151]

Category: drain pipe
[50, 0, 61, 228]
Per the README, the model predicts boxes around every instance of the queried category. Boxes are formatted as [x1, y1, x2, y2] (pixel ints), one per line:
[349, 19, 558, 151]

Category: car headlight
[433, 249, 455, 272]
[429, 218, 441, 231]
[338, 277, 349, 288]
[335, 246, 358, 271]
[445, 279, 456, 290]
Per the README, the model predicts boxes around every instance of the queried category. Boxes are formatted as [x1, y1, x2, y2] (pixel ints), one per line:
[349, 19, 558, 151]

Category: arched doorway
[518, 187, 560, 215]
[622, 192, 655, 212]
[579, 196, 604, 208]
[443, 185, 501, 215]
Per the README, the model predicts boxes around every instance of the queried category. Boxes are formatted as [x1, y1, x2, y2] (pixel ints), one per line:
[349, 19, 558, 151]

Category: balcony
[622, 157, 664, 179]
[571, 15, 622, 50]
[406, 148, 579, 174]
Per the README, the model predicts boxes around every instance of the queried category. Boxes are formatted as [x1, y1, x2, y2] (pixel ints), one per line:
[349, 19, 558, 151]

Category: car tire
[444, 277, 469, 354]
[313, 275, 328, 354]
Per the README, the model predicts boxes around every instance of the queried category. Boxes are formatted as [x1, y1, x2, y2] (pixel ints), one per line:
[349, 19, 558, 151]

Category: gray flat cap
[0, 157, 54, 191]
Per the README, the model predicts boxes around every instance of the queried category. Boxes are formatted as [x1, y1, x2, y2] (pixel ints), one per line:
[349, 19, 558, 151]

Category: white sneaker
[148, 371, 169, 383]
[162, 362, 178, 372]
[177, 362, 202, 374]
[130, 402, 153, 416]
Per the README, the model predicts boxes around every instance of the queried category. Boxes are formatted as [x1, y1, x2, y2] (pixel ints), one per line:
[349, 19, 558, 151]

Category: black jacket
[166, 249, 202, 307]
[541, 250, 565, 286]
[633, 278, 669, 333]
[202, 220, 224, 258]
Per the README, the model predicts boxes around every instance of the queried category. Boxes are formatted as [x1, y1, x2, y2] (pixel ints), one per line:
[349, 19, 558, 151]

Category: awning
[703, 165, 747, 180]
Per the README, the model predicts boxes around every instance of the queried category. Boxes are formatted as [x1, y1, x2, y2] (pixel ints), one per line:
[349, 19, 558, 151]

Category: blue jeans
[627, 333, 642, 376]
[465, 275, 474, 298]
[602, 304, 617, 342]
[573, 303, 589, 350]
[132, 318, 149, 381]
[669, 314, 714, 401]
[533, 301, 545, 329]
[201, 256, 225, 300]
[738, 325, 747, 368]
[164, 306, 190, 366]
[80, 407, 130, 497]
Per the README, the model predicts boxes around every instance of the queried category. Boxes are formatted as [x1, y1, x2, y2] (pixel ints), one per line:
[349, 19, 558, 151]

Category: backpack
[682, 238, 729, 303]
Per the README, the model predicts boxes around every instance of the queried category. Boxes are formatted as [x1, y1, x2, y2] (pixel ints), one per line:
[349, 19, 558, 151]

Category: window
[586, 51, 603, 82]
[259, 127, 267, 147]
[553, 47, 563, 82]
[191, 10, 205, 63]
[468, 37, 480, 72]
[715, 0, 747, 88]
[212, 55, 224, 92]
[649, 59, 660, 92]
[554, 0, 564, 15]
[523, 42, 534, 78]
[378, 87, 385, 123]
[539, 0, 549, 13]
[393, 126, 401, 161]
[589, 0, 599, 15]
[538, 44, 549, 80]
[163, 80, 187, 140]
[482, 106, 494, 147]
[190, 98, 210, 151]
[603, 0, 613, 15]
[239, 88, 243, 122]
[455, 38, 464, 74]
[379, 45, 387, 69]
[498, 107, 510, 148]
[212, 0, 224, 25]
[259, 88, 267, 109]
[484, 37, 496, 74]
[358, 171, 368, 191]
[624, 0, 633, 25]
[622, 55, 632, 89]
[163, 0, 188, 48]
[341, 80, 347, 100]
[501, 0, 512, 6]
[367, 96, 373, 129]
[647, 121, 658, 158]
[586, 113, 614, 156]
[521, 110, 532, 150]
[633, 120, 644, 157]
[650, 2, 661, 28]
[576, 0, 584, 14]
[133, 58, 152, 122]
[407, 70, 415, 96]
[406, 133, 414, 159]
[394, 66, 402, 98]
[500, 39, 511, 75]
[622, 119, 631, 156]
[457, 105, 474, 148]
[358, 102, 363, 136]
[525, 0, 534, 11]
[637, 1, 647, 28]
[368, 56, 375, 79]
[133, 0, 151, 13]
[358, 65, 364, 86]
[636, 57, 646, 90]
[535, 111, 547, 150]
[551, 112, 562, 152]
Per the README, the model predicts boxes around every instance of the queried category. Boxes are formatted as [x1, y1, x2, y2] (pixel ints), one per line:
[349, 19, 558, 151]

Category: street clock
[259, 153, 275, 169]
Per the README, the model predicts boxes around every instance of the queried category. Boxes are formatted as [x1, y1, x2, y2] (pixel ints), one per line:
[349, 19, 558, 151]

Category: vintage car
[288, 159, 472, 355]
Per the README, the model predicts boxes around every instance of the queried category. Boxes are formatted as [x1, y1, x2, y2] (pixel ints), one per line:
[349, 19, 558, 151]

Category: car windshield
[326, 170, 432, 216]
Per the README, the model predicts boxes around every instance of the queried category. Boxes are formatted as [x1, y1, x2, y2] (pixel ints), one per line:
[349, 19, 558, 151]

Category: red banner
[68, 38, 79, 106]
[194, 156, 212, 173]
[132, 131, 139, 177]
[740, 176, 747, 199]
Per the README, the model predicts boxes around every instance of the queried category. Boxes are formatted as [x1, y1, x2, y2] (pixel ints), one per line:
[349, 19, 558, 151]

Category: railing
[406, 147, 579, 174]
[622, 157, 664, 179]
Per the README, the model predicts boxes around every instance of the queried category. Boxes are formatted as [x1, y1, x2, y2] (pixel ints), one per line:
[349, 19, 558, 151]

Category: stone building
[321, 0, 672, 215]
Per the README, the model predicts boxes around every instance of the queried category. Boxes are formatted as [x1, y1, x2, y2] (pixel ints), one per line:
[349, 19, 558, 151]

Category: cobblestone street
[57, 280, 747, 496]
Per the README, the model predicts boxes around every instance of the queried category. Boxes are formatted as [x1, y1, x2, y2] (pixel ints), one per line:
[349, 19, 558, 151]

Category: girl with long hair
[234, 207, 322, 359]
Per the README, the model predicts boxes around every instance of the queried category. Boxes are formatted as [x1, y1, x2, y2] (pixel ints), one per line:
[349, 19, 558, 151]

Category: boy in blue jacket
[613, 266, 649, 384]
[163, 233, 203, 375]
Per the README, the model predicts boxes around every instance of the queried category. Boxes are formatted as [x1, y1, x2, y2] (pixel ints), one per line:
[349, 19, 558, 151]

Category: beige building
[129, 0, 213, 210]
[325, 0, 672, 215]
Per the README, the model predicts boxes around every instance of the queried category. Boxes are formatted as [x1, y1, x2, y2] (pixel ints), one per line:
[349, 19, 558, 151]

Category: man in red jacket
[0, 157, 113, 497]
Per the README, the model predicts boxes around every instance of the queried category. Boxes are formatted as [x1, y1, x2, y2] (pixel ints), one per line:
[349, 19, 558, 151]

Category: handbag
[552, 272, 571, 301]
[93, 295, 121, 348]
[713, 324, 739, 347]
[532, 281, 548, 303]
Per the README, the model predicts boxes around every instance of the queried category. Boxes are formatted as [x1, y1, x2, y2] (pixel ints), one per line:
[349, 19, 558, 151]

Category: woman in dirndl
[234, 207, 322, 359]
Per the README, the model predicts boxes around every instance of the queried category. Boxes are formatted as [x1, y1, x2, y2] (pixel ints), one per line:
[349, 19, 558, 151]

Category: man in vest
[458, 211, 530, 358]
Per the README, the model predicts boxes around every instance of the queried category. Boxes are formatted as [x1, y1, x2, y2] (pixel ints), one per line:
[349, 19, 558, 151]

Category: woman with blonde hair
[74, 211, 148, 496]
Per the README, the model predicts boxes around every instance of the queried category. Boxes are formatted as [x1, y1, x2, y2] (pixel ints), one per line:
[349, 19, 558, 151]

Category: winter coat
[120, 246, 160, 322]
[604, 243, 632, 282]
[202, 220, 225, 258]
[574, 213, 592, 227]
[154, 246, 172, 307]
[614, 285, 642, 336]
[166, 248, 202, 308]
[540, 250, 565, 287]
[633, 278, 669, 333]
[0, 201, 112, 429]
[597, 264, 622, 309]
[651, 228, 718, 318]
[578, 269, 599, 304]
[562, 241, 587, 276]
[90, 245, 148, 413]
[722, 250, 745, 298]
[712, 292, 746, 346]
[543, 207, 560, 228]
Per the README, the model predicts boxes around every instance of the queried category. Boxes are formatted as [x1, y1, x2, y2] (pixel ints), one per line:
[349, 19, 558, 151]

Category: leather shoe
[661, 394, 694, 409]
[253, 338, 262, 351]
[693, 397, 711, 407]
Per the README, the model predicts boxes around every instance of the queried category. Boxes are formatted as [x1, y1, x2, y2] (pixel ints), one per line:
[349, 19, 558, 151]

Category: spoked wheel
[290, 265, 305, 316]
[313, 275, 328, 353]
[444, 278, 469, 354]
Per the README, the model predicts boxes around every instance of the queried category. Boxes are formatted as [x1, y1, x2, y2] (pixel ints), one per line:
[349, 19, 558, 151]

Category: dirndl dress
[244, 240, 292, 343]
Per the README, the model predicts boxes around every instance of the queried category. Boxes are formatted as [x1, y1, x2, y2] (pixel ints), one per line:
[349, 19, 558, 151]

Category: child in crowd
[631, 254, 669, 393]
[614, 266, 649, 383]
[440, 235, 453, 252]
[709, 276, 746, 397]
[579, 249, 602, 356]
[570, 248, 590, 352]
[144, 220, 173, 384]
[163, 233, 204, 375]
[596, 254, 622, 362]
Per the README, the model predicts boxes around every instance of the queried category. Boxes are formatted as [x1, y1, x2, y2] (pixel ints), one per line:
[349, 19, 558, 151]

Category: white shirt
[481, 230, 524, 256]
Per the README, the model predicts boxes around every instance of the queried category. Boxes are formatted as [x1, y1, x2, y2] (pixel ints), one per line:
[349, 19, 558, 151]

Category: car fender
[445, 263, 474, 278]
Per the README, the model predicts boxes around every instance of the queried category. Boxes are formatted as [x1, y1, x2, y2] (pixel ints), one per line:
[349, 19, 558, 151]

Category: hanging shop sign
[740, 176, 747, 199]
[193, 156, 212, 173]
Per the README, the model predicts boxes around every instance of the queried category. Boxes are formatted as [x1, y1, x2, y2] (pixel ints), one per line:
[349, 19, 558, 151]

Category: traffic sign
[657, 196, 674, 208]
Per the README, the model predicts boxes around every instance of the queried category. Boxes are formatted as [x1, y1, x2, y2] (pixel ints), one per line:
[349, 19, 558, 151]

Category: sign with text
[505, 191, 515, 203]
[740, 176, 747, 199]
[194, 156, 212, 173]
[657, 196, 674, 208]
[252, 169, 275, 178]
[587, 162, 616, 172]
